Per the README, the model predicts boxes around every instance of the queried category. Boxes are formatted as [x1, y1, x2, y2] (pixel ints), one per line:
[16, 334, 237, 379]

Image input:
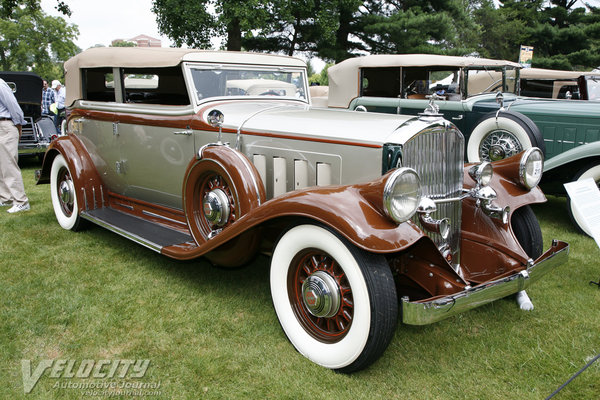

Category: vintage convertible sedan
[321, 54, 600, 236]
[37, 47, 568, 372]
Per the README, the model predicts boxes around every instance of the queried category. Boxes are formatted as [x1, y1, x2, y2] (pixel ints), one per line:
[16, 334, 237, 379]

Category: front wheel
[50, 154, 83, 231]
[567, 162, 600, 237]
[511, 205, 543, 260]
[270, 224, 398, 373]
[467, 111, 544, 163]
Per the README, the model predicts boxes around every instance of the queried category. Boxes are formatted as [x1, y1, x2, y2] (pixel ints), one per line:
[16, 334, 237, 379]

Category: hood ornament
[418, 93, 444, 121]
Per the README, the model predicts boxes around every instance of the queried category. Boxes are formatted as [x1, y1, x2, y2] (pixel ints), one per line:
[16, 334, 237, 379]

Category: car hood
[506, 97, 600, 117]
[199, 100, 417, 147]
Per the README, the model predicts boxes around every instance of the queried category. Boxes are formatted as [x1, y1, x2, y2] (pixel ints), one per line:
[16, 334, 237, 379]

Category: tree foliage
[0, 0, 78, 81]
[472, 0, 600, 69]
[151, 0, 600, 69]
[1, 0, 70, 18]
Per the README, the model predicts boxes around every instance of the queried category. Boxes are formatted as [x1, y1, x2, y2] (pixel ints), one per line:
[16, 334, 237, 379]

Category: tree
[484, 0, 600, 69]
[0, 2, 78, 81]
[526, 0, 600, 69]
[1, 0, 71, 18]
[111, 40, 137, 47]
[152, 0, 271, 50]
[354, 0, 479, 57]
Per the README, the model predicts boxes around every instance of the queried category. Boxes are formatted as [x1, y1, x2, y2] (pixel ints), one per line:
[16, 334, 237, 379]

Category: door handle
[173, 130, 193, 136]
[452, 115, 463, 121]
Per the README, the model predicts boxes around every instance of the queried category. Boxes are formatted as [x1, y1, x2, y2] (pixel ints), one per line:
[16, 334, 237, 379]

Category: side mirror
[207, 109, 225, 143]
[207, 109, 224, 128]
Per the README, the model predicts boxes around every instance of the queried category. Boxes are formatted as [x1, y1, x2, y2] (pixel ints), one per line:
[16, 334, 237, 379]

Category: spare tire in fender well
[466, 110, 545, 163]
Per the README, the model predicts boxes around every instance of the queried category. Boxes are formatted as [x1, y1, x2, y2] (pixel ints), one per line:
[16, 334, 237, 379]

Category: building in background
[111, 34, 161, 47]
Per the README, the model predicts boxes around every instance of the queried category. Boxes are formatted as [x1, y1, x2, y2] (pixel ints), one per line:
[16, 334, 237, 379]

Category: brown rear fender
[36, 135, 106, 212]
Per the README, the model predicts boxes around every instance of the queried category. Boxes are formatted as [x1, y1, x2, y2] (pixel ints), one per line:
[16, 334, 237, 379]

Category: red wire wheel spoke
[287, 250, 354, 343]
[195, 172, 236, 235]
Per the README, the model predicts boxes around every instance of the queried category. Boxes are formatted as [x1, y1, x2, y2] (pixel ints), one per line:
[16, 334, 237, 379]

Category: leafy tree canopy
[0, 0, 78, 81]
[151, 0, 600, 70]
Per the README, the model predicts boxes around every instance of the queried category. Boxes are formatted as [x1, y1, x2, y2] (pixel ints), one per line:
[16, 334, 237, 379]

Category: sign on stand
[564, 178, 600, 249]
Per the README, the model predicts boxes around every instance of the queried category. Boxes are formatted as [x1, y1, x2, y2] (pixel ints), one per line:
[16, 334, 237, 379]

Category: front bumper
[401, 240, 569, 325]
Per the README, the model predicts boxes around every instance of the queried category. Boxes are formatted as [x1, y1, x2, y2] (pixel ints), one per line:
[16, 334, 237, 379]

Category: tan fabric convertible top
[327, 54, 521, 108]
[64, 47, 307, 105]
[520, 68, 582, 80]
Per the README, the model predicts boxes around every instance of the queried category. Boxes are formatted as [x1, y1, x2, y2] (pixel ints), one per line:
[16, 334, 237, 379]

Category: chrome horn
[417, 198, 450, 239]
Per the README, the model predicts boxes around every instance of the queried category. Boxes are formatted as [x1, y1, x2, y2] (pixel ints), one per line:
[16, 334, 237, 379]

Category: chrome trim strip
[401, 240, 569, 325]
[142, 210, 187, 226]
[80, 212, 162, 253]
[115, 202, 134, 210]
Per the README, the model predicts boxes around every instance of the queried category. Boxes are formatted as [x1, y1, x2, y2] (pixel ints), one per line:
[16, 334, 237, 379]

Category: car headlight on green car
[383, 167, 422, 224]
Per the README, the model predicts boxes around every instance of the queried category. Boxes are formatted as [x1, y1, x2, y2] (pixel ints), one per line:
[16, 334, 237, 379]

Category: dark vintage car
[319, 54, 600, 236]
[0, 71, 59, 156]
[37, 47, 568, 372]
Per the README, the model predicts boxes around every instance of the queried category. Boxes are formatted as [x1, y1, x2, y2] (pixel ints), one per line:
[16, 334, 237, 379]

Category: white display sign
[564, 178, 600, 248]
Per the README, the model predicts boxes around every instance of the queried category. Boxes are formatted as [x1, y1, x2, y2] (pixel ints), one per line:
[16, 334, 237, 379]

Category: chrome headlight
[519, 147, 544, 189]
[468, 162, 493, 187]
[383, 168, 422, 224]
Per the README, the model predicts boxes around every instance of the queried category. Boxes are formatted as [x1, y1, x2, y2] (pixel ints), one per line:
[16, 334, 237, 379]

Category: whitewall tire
[270, 224, 397, 372]
[50, 154, 83, 231]
[467, 112, 542, 163]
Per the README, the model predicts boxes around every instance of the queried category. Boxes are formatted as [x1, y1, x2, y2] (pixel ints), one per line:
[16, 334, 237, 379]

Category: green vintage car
[319, 54, 600, 236]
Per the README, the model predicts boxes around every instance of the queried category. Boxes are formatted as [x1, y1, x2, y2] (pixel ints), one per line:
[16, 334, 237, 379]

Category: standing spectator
[0, 78, 30, 213]
[52, 80, 66, 132]
[41, 79, 55, 116]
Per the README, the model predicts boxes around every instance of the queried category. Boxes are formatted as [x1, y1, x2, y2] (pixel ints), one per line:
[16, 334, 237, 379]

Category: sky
[40, 0, 174, 49]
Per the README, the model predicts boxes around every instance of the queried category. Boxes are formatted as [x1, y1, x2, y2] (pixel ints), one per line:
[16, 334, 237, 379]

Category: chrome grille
[402, 124, 464, 267]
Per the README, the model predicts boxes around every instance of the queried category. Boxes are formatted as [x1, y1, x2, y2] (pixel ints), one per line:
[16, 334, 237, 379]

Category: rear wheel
[50, 154, 83, 231]
[270, 224, 398, 373]
[567, 162, 600, 236]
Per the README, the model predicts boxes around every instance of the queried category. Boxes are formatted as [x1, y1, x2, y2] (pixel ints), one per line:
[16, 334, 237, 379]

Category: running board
[81, 208, 193, 252]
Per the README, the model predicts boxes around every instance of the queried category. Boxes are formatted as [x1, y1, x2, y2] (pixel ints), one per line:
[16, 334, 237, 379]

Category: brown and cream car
[37, 47, 568, 372]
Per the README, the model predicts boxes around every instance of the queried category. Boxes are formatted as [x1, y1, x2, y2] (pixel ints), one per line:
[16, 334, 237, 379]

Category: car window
[82, 66, 190, 105]
[83, 68, 115, 102]
[122, 67, 189, 105]
[585, 76, 600, 101]
[360, 67, 462, 101]
[465, 67, 518, 97]
[189, 66, 307, 103]
[360, 67, 401, 98]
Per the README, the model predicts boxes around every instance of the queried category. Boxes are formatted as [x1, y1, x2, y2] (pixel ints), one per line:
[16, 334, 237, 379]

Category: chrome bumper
[401, 240, 569, 325]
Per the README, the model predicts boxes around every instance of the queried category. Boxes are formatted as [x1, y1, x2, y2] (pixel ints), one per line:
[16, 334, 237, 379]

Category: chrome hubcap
[202, 189, 230, 227]
[59, 179, 74, 206]
[301, 271, 341, 318]
[480, 131, 522, 162]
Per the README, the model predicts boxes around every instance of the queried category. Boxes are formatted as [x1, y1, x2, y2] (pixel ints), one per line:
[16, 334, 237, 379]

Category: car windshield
[188, 66, 308, 103]
[585, 76, 600, 101]
[465, 67, 519, 97]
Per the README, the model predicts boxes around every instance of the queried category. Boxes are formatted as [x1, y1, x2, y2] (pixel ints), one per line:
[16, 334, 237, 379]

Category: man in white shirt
[0, 78, 30, 213]
[52, 79, 66, 133]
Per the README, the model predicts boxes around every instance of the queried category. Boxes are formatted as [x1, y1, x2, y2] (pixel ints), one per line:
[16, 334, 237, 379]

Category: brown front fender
[36, 135, 106, 212]
[163, 171, 428, 260]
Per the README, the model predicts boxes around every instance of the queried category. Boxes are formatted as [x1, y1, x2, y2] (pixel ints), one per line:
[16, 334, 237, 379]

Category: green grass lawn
[1, 160, 598, 399]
